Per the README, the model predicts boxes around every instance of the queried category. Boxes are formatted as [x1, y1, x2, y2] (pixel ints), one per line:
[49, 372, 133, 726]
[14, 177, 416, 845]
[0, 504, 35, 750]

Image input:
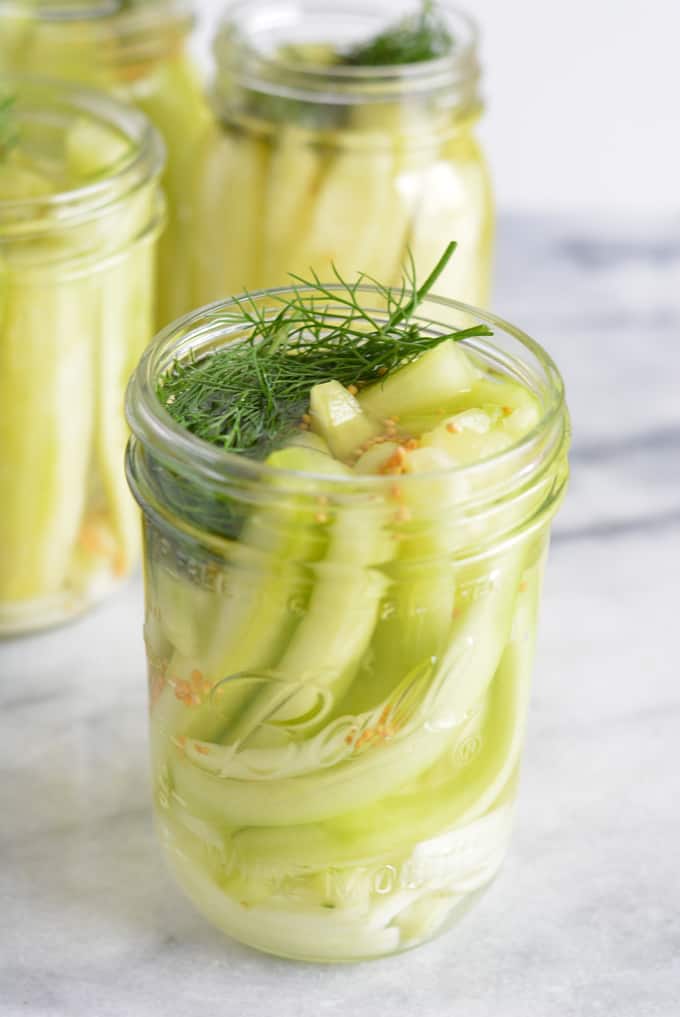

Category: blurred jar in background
[192, 0, 494, 308]
[0, 0, 211, 326]
[0, 77, 164, 633]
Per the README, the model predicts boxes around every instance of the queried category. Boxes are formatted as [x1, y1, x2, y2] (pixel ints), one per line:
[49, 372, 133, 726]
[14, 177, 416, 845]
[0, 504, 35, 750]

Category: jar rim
[126, 286, 568, 503]
[0, 0, 194, 63]
[0, 74, 164, 237]
[214, 0, 481, 108]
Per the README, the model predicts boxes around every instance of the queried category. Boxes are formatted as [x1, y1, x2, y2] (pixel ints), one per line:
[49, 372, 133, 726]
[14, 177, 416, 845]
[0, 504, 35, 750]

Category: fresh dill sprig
[158, 242, 492, 458]
[0, 95, 19, 161]
[342, 0, 454, 67]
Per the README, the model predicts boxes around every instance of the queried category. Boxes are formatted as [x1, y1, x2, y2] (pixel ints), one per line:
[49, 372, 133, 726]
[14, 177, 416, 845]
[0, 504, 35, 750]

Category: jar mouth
[5, 0, 131, 19]
[214, 0, 480, 108]
[126, 287, 568, 505]
[0, 75, 164, 237]
[0, 1, 194, 64]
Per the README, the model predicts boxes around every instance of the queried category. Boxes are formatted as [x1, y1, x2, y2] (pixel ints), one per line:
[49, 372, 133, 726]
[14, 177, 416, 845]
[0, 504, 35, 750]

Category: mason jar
[191, 0, 494, 310]
[0, 0, 211, 326]
[0, 76, 164, 634]
[125, 287, 569, 962]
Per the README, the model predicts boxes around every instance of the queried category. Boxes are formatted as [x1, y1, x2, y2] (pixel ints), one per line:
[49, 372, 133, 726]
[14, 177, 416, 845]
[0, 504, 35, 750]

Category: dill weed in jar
[192, 0, 494, 309]
[125, 247, 569, 961]
[0, 0, 211, 327]
[0, 78, 164, 634]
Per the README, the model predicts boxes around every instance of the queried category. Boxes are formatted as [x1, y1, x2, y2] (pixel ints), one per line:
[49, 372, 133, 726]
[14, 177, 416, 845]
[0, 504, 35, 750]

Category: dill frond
[158, 242, 492, 458]
[342, 1, 454, 67]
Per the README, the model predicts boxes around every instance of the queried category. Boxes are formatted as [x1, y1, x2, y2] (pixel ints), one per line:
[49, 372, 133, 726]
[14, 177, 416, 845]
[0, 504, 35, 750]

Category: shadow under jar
[193, 0, 494, 309]
[0, 0, 211, 327]
[125, 288, 569, 962]
[0, 76, 164, 634]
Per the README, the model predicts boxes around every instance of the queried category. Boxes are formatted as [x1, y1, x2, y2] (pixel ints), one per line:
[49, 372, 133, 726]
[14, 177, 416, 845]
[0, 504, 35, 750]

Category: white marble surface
[1, 214, 679, 1016]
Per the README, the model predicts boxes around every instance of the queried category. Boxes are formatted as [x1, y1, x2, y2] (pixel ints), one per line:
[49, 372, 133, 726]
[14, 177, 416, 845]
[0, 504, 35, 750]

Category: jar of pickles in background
[192, 0, 494, 309]
[0, 77, 164, 633]
[0, 0, 210, 327]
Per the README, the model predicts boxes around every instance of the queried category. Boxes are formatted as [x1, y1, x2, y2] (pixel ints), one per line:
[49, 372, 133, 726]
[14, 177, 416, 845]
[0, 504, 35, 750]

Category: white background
[193, 0, 680, 216]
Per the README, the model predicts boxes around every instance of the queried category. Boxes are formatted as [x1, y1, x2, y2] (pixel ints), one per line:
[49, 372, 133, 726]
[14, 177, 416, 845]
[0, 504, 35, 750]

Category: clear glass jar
[0, 0, 211, 326]
[192, 0, 493, 310]
[126, 288, 569, 962]
[0, 76, 164, 634]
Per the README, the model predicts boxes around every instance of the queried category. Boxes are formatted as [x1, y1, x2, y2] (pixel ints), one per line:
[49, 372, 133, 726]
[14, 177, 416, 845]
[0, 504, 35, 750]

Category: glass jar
[125, 288, 569, 962]
[0, 76, 164, 634]
[0, 0, 211, 326]
[192, 0, 493, 310]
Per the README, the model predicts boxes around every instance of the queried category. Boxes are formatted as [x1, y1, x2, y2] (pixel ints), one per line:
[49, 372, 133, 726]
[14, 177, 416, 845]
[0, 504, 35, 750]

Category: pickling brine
[0, 78, 164, 633]
[192, 0, 493, 310]
[0, 0, 211, 327]
[125, 250, 569, 961]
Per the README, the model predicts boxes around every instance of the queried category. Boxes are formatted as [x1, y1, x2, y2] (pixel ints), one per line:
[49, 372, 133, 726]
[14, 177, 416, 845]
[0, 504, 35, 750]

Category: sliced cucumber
[221, 447, 394, 743]
[283, 141, 398, 282]
[0, 272, 95, 603]
[358, 341, 475, 421]
[397, 377, 540, 437]
[191, 125, 267, 305]
[260, 126, 324, 288]
[166, 542, 523, 826]
[353, 440, 401, 475]
[94, 241, 156, 579]
[420, 408, 513, 465]
[149, 445, 339, 749]
[408, 130, 494, 309]
[128, 54, 211, 325]
[0, 160, 55, 200]
[65, 117, 131, 179]
[309, 380, 383, 461]
[226, 615, 529, 871]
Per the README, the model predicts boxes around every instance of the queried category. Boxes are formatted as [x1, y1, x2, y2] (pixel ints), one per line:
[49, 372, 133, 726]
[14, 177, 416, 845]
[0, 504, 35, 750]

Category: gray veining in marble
[1, 214, 679, 1017]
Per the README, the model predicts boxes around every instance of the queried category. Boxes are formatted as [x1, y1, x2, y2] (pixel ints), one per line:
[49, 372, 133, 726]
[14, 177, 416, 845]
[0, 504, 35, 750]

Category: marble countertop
[1, 214, 679, 1017]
